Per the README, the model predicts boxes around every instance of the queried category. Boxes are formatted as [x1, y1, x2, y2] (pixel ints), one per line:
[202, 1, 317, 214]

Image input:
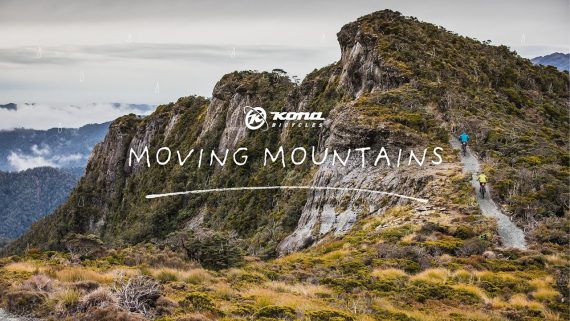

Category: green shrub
[254, 305, 295, 320]
[306, 309, 354, 321]
[372, 308, 418, 321]
[6, 290, 47, 315]
[230, 303, 256, 316]
[180, 292, 215, 312]
[155, 271, 178, 283]
[183, 230, 244, 270]
[406, 280, 453, 303]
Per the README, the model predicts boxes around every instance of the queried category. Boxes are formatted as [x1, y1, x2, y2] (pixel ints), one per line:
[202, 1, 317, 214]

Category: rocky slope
[5, 10, 568, 260]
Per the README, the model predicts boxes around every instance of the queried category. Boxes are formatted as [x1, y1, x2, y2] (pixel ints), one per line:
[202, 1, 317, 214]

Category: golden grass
[509, 294, 544, 311]
[371, 268, 408, 279]
[4, 261, 47, 274]
[145, 267, 212, 285]
[226, 268, 266, 284]
[544, 254, 568, 266]
[55, 288, 81, 309]
[529, 276, 554, 290]
[211, 281, 236, 300]
[263, 281, 333, 298]
[410, 268, 449, 284]
[488, 297, 508, 309]
[321, 249, 350, 261]
[373, 297, 504, 321]
[54, 267, 113, 283]
[473, 270, 517, 286]
[184, 268, 213, 284]
[244, 286, 327, 313]
[543, 310, 563, 321]
[273, 251, 310, 265]
[451, 284, 488, 303]
[452, 269, 473, 283]
[532, 288, 560, 302]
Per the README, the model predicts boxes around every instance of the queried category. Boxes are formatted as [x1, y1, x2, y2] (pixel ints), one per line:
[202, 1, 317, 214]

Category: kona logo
[244, 106, 268, 130]
[271, 111, 325, 121]
[244, 106, 325, 130]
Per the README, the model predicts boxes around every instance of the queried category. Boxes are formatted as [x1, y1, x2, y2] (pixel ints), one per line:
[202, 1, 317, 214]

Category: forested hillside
[0, 167, 79, 239]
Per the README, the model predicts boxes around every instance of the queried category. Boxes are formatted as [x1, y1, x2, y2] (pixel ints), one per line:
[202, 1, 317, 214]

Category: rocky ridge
[5, 10, 568, 258]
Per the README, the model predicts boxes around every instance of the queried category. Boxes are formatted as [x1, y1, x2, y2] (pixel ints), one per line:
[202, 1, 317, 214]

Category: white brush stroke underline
[145, 186, 429, 203]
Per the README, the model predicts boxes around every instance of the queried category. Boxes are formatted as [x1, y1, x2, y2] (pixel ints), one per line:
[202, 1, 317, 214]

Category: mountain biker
[478, 172, 488, 197]
[459, 132, 470, 144]
[459, 131, 470, 155]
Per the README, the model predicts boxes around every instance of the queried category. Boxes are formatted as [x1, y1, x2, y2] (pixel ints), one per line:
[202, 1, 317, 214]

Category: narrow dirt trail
[450, 139, 527, 249]
[0, 309, 28, 321]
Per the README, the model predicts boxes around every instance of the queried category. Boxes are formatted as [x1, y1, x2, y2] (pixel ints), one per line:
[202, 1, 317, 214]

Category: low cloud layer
[0, 43, 327, 66]
[7, 144, 86, 171]
[0, 103, 154, 130]
[0, 0, 567, 115]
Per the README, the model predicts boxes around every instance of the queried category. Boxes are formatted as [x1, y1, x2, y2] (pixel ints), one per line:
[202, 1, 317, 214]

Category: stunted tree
[182, 229, 243, 270]
[63, 233, 105, 262]
[271, 68, 287, 76]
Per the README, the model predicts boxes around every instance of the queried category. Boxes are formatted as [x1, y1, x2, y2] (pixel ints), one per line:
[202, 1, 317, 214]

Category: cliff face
[6, 10, 568, 256]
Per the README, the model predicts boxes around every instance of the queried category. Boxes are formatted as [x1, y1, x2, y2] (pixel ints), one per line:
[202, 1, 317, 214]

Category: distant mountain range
[0, 122, 110, 172]
[0, 120, 111, 241]
[531, 52, 569, 72]
[0, 103, 16, 111]
[0, 103, 154, 243]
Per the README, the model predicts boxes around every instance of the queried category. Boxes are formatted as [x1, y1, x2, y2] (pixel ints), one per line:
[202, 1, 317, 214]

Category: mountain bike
[461, 142, 467, 156]
[479, 182, 486, 199]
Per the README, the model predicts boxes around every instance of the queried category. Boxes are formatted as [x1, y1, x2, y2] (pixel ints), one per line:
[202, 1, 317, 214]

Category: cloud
[8, 152, 57, 171]
[0, 103, 155, 130]
[31, 144, 50, 156]
[0, 43, 329, 66]
[7, 148, 86, 171]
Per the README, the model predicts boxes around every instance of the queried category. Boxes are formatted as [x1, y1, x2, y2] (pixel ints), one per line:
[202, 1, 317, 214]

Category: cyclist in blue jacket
[459, 132, 470, 155]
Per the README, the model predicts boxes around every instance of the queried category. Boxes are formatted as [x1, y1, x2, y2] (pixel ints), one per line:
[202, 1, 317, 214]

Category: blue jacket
[459, 133, 470, 143]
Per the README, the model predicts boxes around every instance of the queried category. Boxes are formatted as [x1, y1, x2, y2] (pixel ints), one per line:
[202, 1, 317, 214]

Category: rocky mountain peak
[5, 11, 568, 262]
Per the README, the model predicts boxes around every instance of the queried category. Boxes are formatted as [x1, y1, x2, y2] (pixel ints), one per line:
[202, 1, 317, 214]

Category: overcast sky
[0, 0, 568, 110]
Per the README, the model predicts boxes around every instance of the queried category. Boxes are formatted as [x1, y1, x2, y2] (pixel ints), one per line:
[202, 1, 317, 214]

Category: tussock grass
[54, 267, 113, 283]
[489, 297, 508, 309]
[373, 297, 504, 321]
[184, 268, 213, 285]
[244, 286, 326, 312]
[509, 294, 544, 311]
[452, 269, 473, 283]
[321, 249, 350, 261]
[211, 282, 236, 300]
[544, 254, 568, 266]
[451, 284, 488, 302]
[529, 276, 554, 290]
[264, 281, 333, 297]
[55, 288, 81, 310]
[371, 268, 408, 279]
[410, 268, 449, 284]
[145, 267, 213, 285]
[532, 288, 560, 302]
[4, 261, 46, 273]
